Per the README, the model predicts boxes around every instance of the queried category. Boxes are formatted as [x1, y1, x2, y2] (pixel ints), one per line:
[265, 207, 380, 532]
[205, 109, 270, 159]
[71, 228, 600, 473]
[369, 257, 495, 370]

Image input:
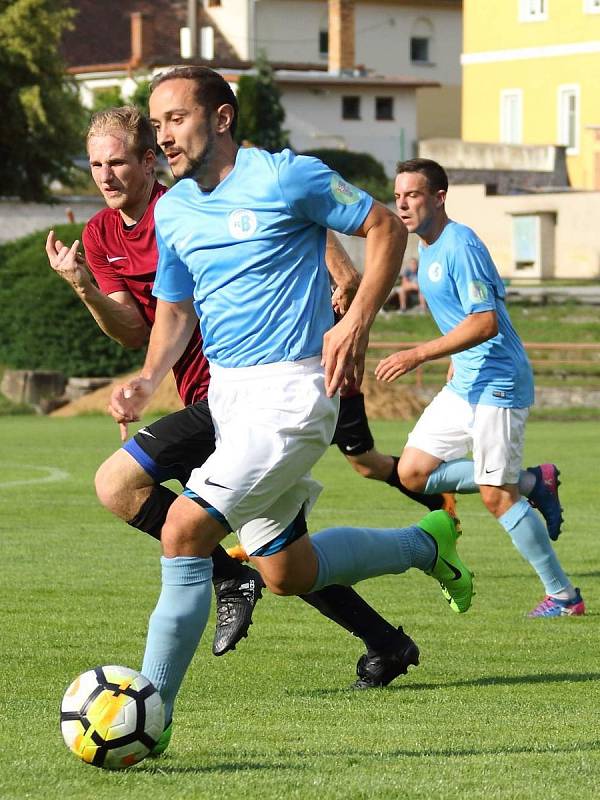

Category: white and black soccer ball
[60, 665, 165, 769]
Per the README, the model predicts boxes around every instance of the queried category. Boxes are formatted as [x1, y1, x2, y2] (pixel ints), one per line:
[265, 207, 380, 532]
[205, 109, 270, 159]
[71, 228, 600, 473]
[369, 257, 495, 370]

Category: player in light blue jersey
[108, 68, 475, 745]
[377, 158, 584, 619]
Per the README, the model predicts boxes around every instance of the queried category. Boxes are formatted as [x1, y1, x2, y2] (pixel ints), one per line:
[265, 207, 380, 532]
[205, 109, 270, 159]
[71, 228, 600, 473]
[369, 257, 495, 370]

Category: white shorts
[407, 386, 529, 486]
[185, 357, 339, 555]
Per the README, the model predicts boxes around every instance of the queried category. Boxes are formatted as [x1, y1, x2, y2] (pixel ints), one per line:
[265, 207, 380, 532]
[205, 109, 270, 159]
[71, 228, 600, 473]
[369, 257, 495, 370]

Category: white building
[64, 0, 462, 175]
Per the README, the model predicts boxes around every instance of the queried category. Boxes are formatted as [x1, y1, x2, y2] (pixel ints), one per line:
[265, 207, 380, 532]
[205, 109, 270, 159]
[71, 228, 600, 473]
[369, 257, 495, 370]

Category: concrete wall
[416, 87, 461, 141]
[445, 184, 600, 280]
[251, 0, 462, 81]
[283, 84, 418, 176]
[0, 197, 104, 243]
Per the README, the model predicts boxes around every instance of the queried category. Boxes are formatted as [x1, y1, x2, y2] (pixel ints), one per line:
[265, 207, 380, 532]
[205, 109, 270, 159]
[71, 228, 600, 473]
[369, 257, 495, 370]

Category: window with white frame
[583, 0, 600, 13]
[519, 0, 547, 21]
[200, 27, 214, 60]
[557, 85, 579, 154]
[410, 18, 433, 64]
[500, 89, 523, 144]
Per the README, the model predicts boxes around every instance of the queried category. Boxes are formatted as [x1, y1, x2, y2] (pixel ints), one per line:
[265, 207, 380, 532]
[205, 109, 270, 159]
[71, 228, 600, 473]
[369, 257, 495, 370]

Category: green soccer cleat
[150, 722, 173, 757]
[418, 510, 474, 614]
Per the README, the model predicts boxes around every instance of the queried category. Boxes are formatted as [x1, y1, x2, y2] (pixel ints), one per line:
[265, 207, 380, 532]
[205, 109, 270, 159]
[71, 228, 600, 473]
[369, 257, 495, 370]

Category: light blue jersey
[418, 221, 534, 408]
[153, 147, 373, 367]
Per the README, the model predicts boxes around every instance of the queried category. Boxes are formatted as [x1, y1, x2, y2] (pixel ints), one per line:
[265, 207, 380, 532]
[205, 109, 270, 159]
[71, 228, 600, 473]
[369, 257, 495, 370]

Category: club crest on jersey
[469, 280, 489, 301]
[428, 261, 443, 282]
[330, 175, 361, 205]
[228, 209, 258, 239]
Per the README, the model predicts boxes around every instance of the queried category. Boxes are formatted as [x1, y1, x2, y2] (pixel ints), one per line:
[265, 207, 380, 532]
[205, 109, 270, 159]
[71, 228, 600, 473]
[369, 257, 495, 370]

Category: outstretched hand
[322, 314, 369, 397]
[108, 377, 154, 442]
[45, 230, 92, 290]
[375, 347, 424, 383]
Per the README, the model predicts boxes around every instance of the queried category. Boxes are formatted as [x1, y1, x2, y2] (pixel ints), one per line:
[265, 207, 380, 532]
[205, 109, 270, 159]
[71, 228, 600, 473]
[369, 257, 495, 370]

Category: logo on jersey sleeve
[469, 280, 489, 302]
[427, 262, 443, 283]
[228, 209, 258, 239]
[330, 175, 361, 205]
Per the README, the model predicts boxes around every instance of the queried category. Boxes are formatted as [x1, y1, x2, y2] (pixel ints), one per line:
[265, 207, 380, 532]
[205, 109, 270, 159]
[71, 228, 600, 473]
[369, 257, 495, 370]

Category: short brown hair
[396, 158, 448, 193]
[150, 66, 239, 137]
[86, 106, 156, 160]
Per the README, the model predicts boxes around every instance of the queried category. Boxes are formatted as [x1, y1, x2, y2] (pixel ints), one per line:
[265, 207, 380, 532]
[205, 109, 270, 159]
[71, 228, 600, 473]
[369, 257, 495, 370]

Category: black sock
[386, 456, 445, 512]
[127, 485, 177, 541]
[211, 543, 248, 583]
[127, 485, 246, 582]
[300, 584, 406, 653]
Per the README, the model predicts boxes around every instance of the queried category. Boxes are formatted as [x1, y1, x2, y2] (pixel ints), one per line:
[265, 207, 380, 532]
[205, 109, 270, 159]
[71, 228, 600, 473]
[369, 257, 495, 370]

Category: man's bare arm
[108, 298, 198, 427]
[325, 231, 361, 316]
[46, 230, 149, 348]
[375, 310, 498, 383]
[322, 203, 407, 395]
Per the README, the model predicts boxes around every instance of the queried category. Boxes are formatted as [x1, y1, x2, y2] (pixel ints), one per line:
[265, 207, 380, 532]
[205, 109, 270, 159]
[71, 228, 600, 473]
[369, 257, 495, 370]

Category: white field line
[0, 464, 70, 488]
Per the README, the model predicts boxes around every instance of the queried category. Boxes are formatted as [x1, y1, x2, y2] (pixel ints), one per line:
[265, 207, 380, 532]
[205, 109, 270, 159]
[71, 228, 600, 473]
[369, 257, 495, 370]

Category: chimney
[328, 0, 355, 75]
[187, 0, 198, 58]
[130, 11, 154, 68]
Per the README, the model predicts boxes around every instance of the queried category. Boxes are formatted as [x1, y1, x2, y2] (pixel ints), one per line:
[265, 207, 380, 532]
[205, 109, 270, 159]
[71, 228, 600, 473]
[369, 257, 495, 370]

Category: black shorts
[123, 400, 216, 487]
[331, 392, 375, 456]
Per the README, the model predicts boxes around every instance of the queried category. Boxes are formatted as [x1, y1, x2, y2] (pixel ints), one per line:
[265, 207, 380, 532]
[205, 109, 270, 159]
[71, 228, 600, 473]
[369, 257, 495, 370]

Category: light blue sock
[310, 525, 436, 592]
[424, 459, 478, 494]
[141, 556, 213, 724]
[425, 460, 534, 497]
[498, 499, 571, 595]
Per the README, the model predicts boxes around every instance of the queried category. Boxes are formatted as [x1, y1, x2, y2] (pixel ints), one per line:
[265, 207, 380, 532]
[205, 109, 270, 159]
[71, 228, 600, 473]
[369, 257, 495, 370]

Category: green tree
[235, 52, 288, 151]
[130, 79, 151, 114]
[0, 0, 86, 201]
[0, 225, 144, 377]
[90, 86, 125, 114]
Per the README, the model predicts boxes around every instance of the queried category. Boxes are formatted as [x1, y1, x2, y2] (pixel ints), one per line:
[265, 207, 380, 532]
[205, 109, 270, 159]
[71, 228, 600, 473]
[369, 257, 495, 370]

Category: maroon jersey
[83, 182, 210, 405]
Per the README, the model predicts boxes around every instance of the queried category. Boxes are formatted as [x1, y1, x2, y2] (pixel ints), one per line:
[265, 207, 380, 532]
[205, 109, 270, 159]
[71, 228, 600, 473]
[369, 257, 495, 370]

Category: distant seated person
[384, 257, 427, 313]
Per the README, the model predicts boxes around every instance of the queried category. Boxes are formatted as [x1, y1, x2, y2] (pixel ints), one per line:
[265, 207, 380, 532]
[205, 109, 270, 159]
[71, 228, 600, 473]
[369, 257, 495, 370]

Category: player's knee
[94, 458, 125, 516]
[95, 452, 149, 521]
[262, 574, 309, 596]
[398, 464, 427, 492]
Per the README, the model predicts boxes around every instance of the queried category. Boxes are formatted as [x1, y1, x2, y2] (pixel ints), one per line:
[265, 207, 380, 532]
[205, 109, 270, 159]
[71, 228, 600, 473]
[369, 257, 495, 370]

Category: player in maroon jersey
[46, 106, 449, 689]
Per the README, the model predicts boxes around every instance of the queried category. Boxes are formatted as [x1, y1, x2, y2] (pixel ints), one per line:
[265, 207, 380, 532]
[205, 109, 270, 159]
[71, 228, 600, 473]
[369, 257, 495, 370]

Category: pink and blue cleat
[527, 588, 585, 618]
[527, 463, 563, 540]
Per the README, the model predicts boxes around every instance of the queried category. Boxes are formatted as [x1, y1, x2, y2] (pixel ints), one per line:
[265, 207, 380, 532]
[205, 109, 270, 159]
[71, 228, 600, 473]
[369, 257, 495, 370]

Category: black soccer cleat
[212, 567, 265, 656]
[352, 628, 420, 689]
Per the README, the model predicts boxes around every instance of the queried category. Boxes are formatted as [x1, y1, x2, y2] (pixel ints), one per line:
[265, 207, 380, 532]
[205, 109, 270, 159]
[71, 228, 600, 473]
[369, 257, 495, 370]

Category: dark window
[342, 96, 361, 120]
[375, 96, 394, 120]
[410, 36, 429, 63]
[319, 30, 328, 56]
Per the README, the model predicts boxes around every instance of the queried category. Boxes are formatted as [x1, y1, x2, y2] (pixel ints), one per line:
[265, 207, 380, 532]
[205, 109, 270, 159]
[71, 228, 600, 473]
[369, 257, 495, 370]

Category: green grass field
[1, 415, 598, 799]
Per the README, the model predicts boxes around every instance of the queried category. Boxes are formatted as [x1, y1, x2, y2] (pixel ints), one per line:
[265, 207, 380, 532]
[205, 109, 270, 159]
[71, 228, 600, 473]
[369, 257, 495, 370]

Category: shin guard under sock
[300, 584, 405, 653]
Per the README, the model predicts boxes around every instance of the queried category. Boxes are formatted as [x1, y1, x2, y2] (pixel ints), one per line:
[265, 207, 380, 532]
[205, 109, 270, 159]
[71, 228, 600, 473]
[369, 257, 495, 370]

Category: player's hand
[322, 314, 369, 397]
[331, 282, 358, 316]
[108, 377, 154, 437]
[375, 348, 425, 383]
[46, 230, 92, 290]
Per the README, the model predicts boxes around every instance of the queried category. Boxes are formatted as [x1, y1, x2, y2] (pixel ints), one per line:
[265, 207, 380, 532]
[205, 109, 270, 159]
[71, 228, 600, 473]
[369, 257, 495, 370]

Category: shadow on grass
[140, 758, 304, 775]
[139, 738, 600, 772]
[298, 671, 600, 697]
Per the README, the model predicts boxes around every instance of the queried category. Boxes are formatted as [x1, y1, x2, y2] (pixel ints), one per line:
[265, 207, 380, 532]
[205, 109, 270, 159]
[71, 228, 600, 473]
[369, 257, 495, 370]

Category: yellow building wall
[462, 0, 600, 189]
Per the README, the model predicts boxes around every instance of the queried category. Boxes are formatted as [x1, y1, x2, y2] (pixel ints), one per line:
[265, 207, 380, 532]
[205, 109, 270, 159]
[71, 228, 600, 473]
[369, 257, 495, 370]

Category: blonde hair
[86, 106, 156, 160]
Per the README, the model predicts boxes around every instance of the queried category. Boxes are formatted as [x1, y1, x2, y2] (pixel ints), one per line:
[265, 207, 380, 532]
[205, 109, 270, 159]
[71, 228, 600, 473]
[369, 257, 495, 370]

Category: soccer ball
[60, 665, 165, 769]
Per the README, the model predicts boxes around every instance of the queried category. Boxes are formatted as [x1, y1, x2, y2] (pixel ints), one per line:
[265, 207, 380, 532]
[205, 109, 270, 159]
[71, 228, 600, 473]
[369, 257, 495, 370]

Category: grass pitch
[0, 415, 598, 800]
